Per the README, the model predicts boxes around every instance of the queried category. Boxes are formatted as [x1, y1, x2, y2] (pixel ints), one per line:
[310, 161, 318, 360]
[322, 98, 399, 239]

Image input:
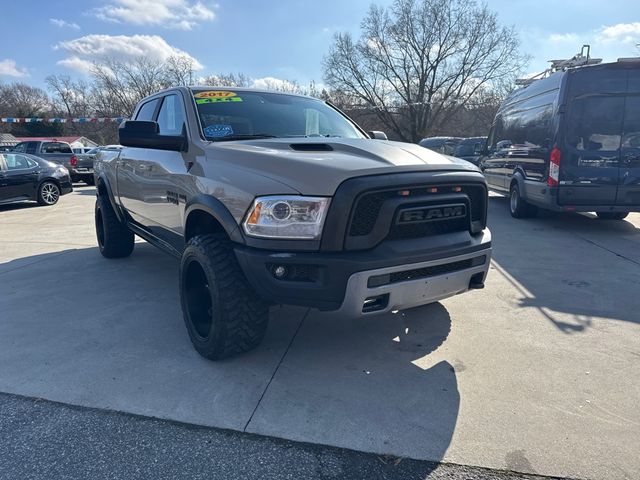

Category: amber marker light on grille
[398, 190, 410, 196]
[427, 187, 438, 193]
[453, 186, 462, 192]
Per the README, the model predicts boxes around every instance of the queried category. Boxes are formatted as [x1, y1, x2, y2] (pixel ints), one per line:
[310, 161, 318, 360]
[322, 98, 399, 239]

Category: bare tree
[323, 0, 528, 142]
[0, 83, 51, 117]
[90, 55, 197, 117]
[199, 73, 252, 87]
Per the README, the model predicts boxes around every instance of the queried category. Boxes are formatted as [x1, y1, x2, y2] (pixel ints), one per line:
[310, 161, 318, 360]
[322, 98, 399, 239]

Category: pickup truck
[94, 87, 492, 360]
[12, 140, 94, 184]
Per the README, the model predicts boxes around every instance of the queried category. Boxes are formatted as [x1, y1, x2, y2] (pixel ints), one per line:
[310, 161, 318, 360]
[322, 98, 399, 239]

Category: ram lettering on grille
[398, 204, 466, 224]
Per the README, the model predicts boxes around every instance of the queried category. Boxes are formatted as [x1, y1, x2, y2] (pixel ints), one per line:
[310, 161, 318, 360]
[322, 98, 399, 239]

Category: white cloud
[0, 59, 28, 77]
[251, 77, 300, 93]
[56, 56, 96, 75]
[50, 18, 80, 30]
[92, 0, 215, 30]
[598, 22, 640, 44]
[549, 33, 579, 43]
[55, 34, 203, 73]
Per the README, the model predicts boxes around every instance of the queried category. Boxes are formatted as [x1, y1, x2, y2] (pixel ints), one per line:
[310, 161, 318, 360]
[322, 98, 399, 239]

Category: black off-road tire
[180, 234, 269, 360]
[596, 212, 629, 220]
[509, 183, 530, 218]
[95, 194, 134, 258]
[37, 181, 61, 206]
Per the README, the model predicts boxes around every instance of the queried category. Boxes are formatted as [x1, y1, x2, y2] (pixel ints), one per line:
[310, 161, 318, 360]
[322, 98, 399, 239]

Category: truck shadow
[249, 302, 459, 470]
[0, 243, 458, 472]
[488, 196, 640, 329]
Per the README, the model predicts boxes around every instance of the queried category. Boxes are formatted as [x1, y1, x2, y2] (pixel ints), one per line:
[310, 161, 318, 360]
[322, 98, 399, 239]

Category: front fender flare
[184, 194, 245, 244]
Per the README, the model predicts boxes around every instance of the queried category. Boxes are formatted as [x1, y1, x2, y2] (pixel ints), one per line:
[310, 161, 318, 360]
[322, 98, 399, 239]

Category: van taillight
[70, 155, 78, 167]
[548, 148, 561, 187]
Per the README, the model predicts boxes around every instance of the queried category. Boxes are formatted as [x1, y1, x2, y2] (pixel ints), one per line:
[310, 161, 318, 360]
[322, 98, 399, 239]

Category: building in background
[0, 133, 19, 149]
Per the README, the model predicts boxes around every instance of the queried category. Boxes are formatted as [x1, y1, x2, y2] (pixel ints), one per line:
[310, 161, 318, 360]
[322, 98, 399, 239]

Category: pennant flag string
[0, 117, 127, 124]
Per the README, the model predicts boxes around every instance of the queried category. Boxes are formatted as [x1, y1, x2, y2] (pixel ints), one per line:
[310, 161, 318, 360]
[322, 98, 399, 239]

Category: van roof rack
[515, 45, 602, 86]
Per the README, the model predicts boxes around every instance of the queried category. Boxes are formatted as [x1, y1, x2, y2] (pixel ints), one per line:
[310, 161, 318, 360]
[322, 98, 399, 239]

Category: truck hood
[210, 138, 480, 195]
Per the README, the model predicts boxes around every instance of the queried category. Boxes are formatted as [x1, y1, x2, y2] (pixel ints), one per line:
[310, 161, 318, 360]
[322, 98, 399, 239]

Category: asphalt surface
[0, 392, 558, 480]
[1, 186, 639, 480]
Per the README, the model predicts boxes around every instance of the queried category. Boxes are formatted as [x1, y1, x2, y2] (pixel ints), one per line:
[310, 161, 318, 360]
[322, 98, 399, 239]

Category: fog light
[273, 266, 287, 278]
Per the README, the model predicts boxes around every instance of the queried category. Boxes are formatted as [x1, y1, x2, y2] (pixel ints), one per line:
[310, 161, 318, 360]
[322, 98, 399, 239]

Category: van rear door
[560, 94, 623, 205]
[617, 71, 640, 206]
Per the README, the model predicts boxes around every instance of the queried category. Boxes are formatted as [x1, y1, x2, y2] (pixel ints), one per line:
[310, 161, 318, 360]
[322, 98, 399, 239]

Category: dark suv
[480, 59, 640, 220]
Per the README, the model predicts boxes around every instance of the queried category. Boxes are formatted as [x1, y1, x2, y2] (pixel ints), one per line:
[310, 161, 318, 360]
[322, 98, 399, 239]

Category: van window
[567, 96, 624, 151]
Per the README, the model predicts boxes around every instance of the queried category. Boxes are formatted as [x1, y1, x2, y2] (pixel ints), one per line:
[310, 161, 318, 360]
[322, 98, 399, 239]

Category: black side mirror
[119, 120, 187, 152]
[368, 131, 388, 140]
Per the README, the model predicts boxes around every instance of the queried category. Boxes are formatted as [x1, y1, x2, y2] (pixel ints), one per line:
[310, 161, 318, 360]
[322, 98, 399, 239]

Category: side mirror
[473, 143, 483, 155]
[368, 131, 388, 140]
[119, 120, 187, 152]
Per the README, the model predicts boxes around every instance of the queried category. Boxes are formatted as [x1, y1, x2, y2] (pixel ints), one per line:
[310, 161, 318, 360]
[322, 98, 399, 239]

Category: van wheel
[95, 195, 134, 258]
[596, 212, 629, 220]
[509, 183, 530, 218]
[179, 234, 269, 360]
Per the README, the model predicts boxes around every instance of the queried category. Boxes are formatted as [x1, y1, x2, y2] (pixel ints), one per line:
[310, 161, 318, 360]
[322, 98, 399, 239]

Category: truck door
[117, 97, 160, 224]
[560, 95, 623, 205]
[136, 93, 190, 247]
[617, 94, 640, 206]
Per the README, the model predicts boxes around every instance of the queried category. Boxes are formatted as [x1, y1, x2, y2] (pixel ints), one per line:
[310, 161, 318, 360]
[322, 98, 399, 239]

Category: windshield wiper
[212, 134, 278, 142]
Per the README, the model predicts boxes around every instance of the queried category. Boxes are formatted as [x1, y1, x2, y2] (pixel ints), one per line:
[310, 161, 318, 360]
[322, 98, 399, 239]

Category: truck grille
[346, 183, 486, 249]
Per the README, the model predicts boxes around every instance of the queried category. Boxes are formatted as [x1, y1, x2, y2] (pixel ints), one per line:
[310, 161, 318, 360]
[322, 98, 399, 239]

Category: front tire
[37, 181, 60, 206]
[179, 234, 269, 360]
[95, 195, 134, 258]
[596, 212, 629, 220]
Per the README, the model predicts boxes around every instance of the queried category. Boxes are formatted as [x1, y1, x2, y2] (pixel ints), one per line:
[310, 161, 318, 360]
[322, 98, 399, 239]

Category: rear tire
[179, 234, 269, 360]
[509, 183, 531, 218]
[95, 195, 134, 258]
[596, 212, 629, 220]
[37, 181, 60, 206]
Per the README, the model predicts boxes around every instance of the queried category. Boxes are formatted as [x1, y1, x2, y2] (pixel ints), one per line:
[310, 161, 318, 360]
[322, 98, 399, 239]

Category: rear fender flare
[96, 174, 125, 223]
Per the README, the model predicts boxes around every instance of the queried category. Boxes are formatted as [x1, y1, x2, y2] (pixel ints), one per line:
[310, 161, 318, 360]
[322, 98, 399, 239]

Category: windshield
[191, 90, 365, 141]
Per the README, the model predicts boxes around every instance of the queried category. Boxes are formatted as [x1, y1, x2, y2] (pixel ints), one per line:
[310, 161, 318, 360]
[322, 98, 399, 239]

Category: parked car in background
[11, 140, 92, 185]
[0, 146, 14, 152]
[480, 59, 640, 220]
[418, 136, 462, 155]
[453, 137, 487, 165]
[0, 153, 72, 206]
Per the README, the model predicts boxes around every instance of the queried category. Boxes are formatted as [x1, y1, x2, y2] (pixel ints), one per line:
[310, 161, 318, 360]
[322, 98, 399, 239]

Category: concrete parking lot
[1, 186, 639, 480]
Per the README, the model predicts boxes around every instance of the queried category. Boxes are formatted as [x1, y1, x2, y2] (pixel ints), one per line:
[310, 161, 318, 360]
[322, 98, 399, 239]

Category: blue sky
[1, 0, 639, 89]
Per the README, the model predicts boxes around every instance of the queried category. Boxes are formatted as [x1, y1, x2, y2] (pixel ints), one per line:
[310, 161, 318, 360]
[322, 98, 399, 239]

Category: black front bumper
[234, 230, 491, 311]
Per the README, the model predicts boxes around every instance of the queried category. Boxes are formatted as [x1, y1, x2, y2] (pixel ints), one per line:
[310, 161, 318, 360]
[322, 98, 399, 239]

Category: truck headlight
[243, 196, 330, 240]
